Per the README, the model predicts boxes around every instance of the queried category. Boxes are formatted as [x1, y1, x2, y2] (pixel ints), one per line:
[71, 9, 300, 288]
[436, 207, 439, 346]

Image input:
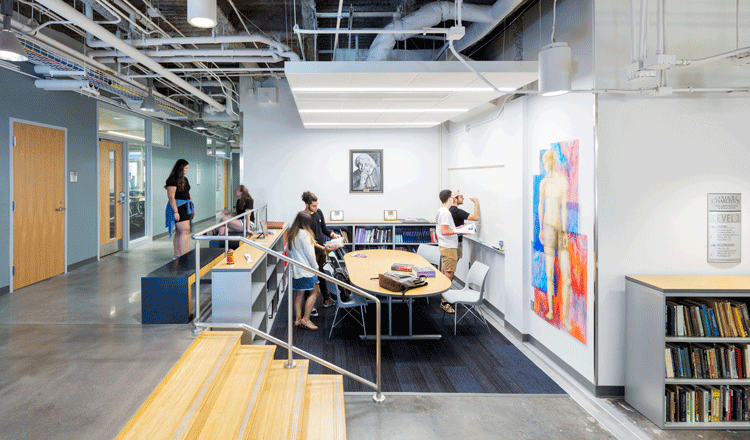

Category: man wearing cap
[436, 189, 458, 314]
[449, 191, 480, 263]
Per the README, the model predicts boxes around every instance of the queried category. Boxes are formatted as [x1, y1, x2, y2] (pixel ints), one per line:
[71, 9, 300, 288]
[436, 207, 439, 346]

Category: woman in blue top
[287, 211, 320, 330]
[165, 159, 194, 259]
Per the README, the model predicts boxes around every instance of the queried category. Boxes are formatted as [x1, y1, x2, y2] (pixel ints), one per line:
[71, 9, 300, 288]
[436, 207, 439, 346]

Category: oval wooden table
[343, 249, 452, 340]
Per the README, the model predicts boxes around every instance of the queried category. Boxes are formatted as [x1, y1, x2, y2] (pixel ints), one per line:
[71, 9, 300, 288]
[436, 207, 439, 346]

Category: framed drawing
[350, 149, 383, 193]
[330, 210, 344, 221]
[384, 210, 397, 221]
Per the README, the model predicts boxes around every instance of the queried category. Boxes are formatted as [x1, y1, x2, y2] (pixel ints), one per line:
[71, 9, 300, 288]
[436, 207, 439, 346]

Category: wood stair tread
[303, 375, 347, 440]
[116, 331, 242, 440]
[245, 359, 310, 440]
[189, 345, 276, 440]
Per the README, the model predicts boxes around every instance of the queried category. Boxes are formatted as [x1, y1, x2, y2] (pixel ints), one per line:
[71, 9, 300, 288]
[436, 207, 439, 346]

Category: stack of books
[390, 263, 414, 272]
[412, 266, 436, 277]
[666, 298, 750, 337]
[665, 343, 750, 379]
[665, 384, 750, 423]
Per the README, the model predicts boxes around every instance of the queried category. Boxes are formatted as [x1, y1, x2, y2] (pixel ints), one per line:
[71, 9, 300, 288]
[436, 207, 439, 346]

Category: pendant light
[140, 77, 157, 112]
[0, 0, 28, 62]
[538, 0, 571, 97]
[187, 0, 217, 29]
[193, 101, 207, 130]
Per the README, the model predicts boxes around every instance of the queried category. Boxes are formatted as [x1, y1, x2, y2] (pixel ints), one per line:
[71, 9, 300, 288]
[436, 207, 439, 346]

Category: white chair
[441, 262, 490, 335]
[416, 244, 441, 269]
[325, 268, 367, 338]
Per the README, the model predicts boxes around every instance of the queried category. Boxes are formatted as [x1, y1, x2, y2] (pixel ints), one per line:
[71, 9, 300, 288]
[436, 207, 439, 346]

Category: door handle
[56, 207, 66, 211]
[118, 191, 126, 204]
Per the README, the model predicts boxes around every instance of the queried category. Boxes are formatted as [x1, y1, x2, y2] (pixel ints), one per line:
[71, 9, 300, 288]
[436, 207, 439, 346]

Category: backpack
[328, 258, 351, 302]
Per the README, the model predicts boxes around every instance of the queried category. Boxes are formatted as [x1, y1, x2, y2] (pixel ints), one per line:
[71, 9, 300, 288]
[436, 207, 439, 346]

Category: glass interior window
[109, 151, 115, 239]
[128, 144, 147, 241]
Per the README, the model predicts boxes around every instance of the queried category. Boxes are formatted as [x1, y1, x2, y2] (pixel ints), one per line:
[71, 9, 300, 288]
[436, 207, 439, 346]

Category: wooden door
[99, 140, 123, 255]
[13, 122, 66, 289]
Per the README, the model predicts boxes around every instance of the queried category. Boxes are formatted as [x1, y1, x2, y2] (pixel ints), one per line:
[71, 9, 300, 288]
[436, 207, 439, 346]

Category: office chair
[441, 262, 490, 335]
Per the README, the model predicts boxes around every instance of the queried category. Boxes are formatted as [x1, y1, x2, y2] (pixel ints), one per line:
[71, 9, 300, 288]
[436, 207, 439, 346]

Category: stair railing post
[373, 301, 384, 403]
[284, 260, 296, 369]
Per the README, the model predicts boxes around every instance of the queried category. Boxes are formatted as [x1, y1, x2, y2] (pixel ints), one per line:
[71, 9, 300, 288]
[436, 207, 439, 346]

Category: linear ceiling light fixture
[538, 0, 571, 96]
[0, 0, 28, 62]
[304, 122, 441, 127]
[292, 87, 518, 93]
[298, 108, 470, 113]
[106, 131, 145, 141]
[140, 77, 157, 112]
[187, 0, 217, 29]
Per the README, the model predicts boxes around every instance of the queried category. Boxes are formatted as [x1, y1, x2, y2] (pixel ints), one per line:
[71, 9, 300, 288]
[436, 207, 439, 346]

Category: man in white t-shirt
[436, 189, 458, 314]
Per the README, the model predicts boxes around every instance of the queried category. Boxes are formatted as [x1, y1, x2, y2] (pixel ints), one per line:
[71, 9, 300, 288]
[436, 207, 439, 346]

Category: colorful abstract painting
[532, 140, 587, 344]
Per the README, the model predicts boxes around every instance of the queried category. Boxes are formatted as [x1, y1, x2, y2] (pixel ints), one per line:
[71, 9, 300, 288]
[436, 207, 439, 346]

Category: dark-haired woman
[165, 159, 194, 259]
[287, 211, 320, 330]
[218, 185, 255, 235]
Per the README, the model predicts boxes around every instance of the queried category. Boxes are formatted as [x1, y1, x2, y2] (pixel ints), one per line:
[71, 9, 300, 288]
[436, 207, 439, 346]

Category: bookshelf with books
[326, 220, 436, 262]
[625, 276, 750, 430]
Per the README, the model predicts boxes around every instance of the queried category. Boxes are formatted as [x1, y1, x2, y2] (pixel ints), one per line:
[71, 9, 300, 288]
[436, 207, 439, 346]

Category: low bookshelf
[625, 276, 750, 429]
[326, 220, 436, 262]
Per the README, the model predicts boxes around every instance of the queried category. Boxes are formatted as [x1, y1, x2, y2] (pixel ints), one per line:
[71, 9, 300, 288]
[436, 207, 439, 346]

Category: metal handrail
[192, 213, 384, 403]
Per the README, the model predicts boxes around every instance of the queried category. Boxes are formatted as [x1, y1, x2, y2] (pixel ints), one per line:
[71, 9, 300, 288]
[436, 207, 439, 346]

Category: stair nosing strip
[235, 348, 273, 440]
[335, 378, 344, 440]
[289, 364, 307, 440]
[172, 334, 239, 440]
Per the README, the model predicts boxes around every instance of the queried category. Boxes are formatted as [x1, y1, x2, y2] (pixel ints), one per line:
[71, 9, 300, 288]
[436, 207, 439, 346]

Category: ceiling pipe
[86, 34, 292, 52]
[450, 0, 524, 53]
[35, 0, 225, 112]
[639, 0, 648, 61]
[88, 48, 283, 58]
[365, 1, 493, 61]
[332, 0, 344, 61]
[99, 56, 281, 64]
[34, 79, 89, 89]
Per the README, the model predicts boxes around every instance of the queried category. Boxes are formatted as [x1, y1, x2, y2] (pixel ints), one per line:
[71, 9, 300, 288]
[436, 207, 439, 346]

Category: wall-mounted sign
[707, 193, 741, 263]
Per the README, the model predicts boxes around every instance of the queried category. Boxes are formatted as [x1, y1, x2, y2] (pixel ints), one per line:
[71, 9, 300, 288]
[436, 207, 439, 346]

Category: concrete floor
[0, 229, 742, 439]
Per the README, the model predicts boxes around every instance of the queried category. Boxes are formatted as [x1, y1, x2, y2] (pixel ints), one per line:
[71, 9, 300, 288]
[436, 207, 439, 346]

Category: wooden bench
[141, 248, 226, 324]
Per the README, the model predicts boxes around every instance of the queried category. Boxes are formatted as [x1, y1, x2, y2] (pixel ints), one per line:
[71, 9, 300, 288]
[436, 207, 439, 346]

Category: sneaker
[310, 308, 319, 317]
[322, 298, 335, 308]
[440, 302, 455, 314]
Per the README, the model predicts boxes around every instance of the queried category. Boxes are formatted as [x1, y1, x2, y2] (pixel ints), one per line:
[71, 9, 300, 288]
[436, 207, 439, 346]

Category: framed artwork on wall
[384, 210, 397, 221]
[350, 149, 383, 193]
[330, 210, 344, 221]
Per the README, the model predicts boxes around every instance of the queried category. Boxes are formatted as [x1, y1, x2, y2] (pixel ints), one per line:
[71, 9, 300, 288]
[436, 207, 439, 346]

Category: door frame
[9, 118, 68, 293]
[98, 135, 153, 253]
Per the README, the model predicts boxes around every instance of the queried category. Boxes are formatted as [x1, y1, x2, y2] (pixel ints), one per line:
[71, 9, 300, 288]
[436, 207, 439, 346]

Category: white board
[446, 164, 504, 248]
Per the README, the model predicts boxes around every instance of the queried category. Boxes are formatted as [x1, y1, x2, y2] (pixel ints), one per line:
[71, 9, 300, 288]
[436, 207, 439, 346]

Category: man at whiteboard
[538, 150, 572, 330]
[449, 191, 480, 262]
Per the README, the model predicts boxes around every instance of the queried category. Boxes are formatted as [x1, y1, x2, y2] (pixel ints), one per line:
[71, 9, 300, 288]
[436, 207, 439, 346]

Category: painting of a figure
[350, 150, 383, 193]
[532, 140, 587, 344]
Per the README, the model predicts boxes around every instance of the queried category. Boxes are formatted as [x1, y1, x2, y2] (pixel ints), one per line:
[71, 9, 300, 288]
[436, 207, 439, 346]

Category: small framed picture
[384, 210, 397, 221]
[350, 149, 383, 193]
[330, 210, 344, 221]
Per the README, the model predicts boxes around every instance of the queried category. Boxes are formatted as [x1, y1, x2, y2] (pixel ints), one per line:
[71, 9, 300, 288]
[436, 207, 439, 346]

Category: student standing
[287, 211, 320, 330]
[449, 191, 480, 262]
[165, 159, 194, 259]
[436, 189, 458, 314]
[302, 191, 340, 308]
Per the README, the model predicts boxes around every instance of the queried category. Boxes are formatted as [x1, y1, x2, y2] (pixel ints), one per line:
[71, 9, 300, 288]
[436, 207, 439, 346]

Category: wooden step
[187, 345, 276, 440]
[115, 331, 242, 440]
[302, 375, 347, 440]
[244, 359, 310, 440]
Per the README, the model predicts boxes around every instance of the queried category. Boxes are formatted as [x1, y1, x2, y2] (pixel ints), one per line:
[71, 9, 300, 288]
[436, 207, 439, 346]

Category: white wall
[239, 78, 440, 225]
[597, 95, 750, 386]
[595, 0, 750, 388]
[442, 91, 596, 384]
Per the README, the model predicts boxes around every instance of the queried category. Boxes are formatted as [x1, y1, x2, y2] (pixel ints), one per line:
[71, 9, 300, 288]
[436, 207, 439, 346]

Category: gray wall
[0, 66, 98, 290]
[151, 126, 218, 236]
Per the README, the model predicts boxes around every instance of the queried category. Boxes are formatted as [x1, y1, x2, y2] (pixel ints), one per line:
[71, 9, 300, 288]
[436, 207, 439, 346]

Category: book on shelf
[391, 263, 414, 272]
[665, 298, 750, 338]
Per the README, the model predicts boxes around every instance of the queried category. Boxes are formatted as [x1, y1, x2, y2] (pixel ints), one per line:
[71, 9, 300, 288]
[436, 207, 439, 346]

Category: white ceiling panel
[285, 61, 538, 129]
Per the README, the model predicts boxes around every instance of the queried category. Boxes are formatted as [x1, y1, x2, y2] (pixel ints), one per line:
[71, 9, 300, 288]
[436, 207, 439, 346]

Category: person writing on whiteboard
[165, 159, 194, 259]
[538, 150, 572, 330]
[436, 189, 458, 314]
[450, 191, 480, 263]
[302, 191, 341, 308]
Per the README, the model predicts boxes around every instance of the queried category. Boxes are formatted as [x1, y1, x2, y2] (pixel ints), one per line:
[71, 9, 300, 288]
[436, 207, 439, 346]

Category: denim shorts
[292, 275, 318, 291]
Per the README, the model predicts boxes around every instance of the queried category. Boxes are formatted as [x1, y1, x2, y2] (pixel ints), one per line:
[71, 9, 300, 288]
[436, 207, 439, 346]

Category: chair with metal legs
[325, 266, 367, 338]
[416, 244, 441, 304]
[441, 262, 490, 335]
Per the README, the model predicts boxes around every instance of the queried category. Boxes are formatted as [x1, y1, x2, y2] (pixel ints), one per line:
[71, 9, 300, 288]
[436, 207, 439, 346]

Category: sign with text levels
[708, 193, 741, 263]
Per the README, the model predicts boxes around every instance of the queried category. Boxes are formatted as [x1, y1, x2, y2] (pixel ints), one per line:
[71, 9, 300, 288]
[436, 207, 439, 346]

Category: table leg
[408, 297, 413, 336]
[388, 296, 393, 336]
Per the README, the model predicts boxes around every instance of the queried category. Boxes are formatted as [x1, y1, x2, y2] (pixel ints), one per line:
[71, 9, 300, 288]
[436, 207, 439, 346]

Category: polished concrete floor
[0, 229, 742, 439]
